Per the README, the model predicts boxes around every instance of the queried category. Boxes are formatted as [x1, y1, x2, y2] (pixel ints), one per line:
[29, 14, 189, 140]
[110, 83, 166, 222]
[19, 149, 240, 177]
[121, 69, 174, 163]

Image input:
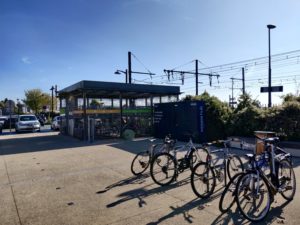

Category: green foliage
[265, 101, 300, 140]
[281, 93, 300, 103]
[90, 99, 103, 109]
[182, 92, 300, 141]
[23, 89, 51, 113]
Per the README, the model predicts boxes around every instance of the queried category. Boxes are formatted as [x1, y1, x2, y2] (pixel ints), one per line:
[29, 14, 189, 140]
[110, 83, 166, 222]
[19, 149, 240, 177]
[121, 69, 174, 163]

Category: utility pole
[116, 51, 155, 84]
[164, 63, 219, 94]
[229, 78, 240, 108]
[128, 51, 132, 84]
[230, 67, 245, 105]
[242, 67, 245, 95]
[195, 59, 199, 95]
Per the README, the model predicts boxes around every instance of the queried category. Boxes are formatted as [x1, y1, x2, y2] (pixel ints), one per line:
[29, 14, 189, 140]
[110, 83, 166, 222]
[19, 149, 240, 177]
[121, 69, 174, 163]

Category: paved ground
[0, 132, 300, 225]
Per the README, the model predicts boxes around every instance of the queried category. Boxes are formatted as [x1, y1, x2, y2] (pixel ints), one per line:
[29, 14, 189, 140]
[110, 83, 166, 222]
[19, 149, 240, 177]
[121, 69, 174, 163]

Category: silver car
[51, 116, 62, 131]
[15, 115, 41, 133]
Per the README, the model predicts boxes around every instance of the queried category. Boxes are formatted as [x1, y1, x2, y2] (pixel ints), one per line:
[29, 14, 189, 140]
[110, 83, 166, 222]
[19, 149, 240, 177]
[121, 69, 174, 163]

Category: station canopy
[59, 80, 181, 99]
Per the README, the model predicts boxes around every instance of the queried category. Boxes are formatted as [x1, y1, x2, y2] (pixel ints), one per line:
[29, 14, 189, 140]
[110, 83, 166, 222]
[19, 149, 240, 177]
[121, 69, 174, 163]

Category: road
[0, 131, 299, 225]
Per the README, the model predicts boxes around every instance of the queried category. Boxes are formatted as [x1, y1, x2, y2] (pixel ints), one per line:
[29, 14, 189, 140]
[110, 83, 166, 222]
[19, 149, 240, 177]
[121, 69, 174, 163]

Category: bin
[254, 131, 275, 154]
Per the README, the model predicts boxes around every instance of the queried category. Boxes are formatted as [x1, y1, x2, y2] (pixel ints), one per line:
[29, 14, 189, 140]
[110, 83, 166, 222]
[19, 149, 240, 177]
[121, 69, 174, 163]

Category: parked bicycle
[150, 137, 209, 186]
[235, 136, 296, 222]
[131, 135, 175, 176]
[190, 140, 244, 198]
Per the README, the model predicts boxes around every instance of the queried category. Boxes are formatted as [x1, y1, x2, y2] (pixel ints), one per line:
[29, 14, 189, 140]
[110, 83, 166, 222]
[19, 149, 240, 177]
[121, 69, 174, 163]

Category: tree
[23, 89, 49, 113]
[281, 93, 300, 103]
[90, 99, 103, 109]
[235, 93, 260, 112]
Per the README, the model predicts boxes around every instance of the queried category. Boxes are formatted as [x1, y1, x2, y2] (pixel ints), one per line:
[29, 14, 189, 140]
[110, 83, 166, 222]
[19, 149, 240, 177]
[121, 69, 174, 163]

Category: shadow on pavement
[146, 188, 224, 225]
[0, 133, 120, 155]
[211, 199, 291, 225]
[96, 173, 151, 194]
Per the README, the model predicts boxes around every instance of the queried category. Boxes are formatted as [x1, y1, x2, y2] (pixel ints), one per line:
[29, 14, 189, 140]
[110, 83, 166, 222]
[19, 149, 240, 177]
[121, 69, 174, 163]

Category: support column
[83, 92, 88, 141]
[119, 94, 123, 138]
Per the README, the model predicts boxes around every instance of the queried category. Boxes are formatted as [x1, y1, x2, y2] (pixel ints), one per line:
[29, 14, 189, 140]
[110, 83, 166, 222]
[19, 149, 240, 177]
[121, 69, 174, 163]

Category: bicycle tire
[219, 172, 243, 213]
[189, 147, 210, 170]
[278, 159, 296, 201]
[227, 154, 244, 180]
[191, 162, 216, 198]
[150, 152, 177, 186]
[131, 151, 150, 176]
[235, 170, 272, 222]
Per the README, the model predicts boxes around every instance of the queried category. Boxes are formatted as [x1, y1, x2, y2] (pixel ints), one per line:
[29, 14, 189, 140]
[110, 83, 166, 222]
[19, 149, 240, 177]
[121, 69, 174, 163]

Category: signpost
[260, 86, 283, 93]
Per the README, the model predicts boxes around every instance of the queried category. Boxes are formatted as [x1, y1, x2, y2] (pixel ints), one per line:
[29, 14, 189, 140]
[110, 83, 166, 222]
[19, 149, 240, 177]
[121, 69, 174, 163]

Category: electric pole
[164, 61, 220, 95]
[196, 59, 199, 95]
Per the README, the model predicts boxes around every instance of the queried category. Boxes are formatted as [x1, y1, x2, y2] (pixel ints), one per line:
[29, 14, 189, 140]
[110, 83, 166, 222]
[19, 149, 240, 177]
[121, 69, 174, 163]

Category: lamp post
[267, 24, 276, 108]
[50, 86, 55, 118]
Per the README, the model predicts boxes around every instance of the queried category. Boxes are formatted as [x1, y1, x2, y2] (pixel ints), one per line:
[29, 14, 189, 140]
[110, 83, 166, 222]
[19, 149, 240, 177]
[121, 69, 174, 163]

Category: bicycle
[190, 140, 244, 198]
[130, 135, 175, 176]
[150, 137, 209, 186]
[218, 150, 270, 213]
[235, 136, 296, 222]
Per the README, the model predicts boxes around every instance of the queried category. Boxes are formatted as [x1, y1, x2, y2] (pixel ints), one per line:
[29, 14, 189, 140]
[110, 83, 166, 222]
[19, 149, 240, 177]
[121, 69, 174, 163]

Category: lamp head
[267, 24, 276, 29]
[114, 70, 121, 75]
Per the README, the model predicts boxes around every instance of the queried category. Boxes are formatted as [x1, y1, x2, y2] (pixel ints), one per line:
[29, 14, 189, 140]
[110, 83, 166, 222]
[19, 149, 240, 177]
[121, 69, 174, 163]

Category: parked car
[15, 115, 41, 133]
[0, 116, 18, 129]
[0, 116, 6, 127]
[51, 116, 63, 131]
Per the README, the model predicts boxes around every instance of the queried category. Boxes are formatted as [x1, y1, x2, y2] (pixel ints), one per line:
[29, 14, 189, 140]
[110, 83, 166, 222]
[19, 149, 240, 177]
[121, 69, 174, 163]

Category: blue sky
[1, 0, 300, 105]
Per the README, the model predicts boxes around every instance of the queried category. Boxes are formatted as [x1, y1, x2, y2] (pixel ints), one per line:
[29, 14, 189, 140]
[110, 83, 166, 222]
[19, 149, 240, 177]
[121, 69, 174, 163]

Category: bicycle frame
[205, 141, 232, 185]
[250, 138, 292, 197]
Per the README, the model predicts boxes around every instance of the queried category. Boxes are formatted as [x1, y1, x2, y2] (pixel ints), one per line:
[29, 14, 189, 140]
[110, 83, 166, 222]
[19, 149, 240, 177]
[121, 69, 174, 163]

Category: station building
[58, 80, 180, 140]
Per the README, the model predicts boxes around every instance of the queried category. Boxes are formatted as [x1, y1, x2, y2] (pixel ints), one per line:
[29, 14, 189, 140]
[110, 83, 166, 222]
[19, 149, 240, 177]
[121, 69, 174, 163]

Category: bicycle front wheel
[191, 162, 216, 198]
[278, 159, 296, 201]
[150, 152, 177, 186]
[189, 147, 210, 170]
[131, 151, 150, 176]
[227, 155, 244, 180]
[219, 172, 243, 213]
[235, 171, 272, 222]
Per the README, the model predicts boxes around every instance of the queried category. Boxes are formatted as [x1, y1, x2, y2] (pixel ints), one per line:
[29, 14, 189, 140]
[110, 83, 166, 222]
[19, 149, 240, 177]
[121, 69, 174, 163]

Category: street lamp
[114, 69, 128, 83]
[50, 86, 55, 118]
[267, 24, 276, 107]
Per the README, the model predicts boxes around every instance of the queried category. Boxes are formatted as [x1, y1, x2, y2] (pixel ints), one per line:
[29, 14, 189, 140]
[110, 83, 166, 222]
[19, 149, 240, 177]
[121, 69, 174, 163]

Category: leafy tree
[235, 93, 260, 112]
[23, 89, 49, 113]
[281, 93, 300, 103]
[90, 99, 103, 109]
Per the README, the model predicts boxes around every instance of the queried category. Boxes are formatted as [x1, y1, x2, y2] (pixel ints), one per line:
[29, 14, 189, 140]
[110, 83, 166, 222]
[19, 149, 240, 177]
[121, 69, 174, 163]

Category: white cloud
[21, 57, 31, 64]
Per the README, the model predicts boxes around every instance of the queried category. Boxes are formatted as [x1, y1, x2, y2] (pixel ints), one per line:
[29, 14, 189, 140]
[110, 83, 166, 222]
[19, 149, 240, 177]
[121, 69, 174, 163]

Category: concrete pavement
[0, 131, 300, 225]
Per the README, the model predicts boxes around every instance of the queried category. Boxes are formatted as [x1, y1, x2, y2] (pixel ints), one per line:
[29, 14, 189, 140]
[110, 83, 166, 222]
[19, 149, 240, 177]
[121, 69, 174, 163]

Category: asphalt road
[0, 132, 299, 225]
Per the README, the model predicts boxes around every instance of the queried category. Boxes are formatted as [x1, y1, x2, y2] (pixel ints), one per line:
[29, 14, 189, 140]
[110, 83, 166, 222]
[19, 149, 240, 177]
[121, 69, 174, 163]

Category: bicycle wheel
[189, 147, 210, 170]
[278, 159, 296, 201]
[191, 162, 216, 198]
[150, 152, 177, 186]
[131, 151, 150, 176]
[227, 155, 244, 180]
[219, 172, 243, 213]
[235, 171, 272, 222]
